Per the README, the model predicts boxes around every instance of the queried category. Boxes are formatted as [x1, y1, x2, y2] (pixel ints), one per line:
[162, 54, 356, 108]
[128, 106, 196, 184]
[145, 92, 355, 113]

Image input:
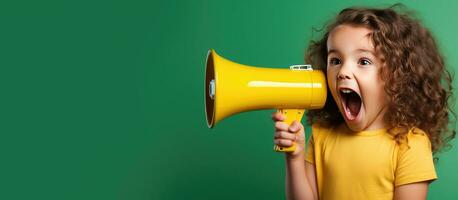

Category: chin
[342, 111, 367, 132]
[344, 121, 365, 132]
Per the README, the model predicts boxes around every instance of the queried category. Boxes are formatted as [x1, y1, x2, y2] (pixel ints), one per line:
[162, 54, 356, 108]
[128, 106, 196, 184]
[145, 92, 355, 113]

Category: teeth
[341, 89, 352, 93]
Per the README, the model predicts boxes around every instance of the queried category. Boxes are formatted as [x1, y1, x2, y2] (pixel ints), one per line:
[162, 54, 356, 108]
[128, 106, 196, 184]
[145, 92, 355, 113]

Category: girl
[272, 5, 455, 200]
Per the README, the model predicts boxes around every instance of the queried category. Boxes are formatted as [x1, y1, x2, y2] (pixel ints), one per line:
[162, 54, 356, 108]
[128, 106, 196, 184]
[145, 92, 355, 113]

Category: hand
[272, 111, 306, 161]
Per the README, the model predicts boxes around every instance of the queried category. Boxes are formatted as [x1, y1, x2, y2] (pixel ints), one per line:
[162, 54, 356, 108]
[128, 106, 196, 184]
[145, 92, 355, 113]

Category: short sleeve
[305, 124, 318, 164]
[394, 131, 437, 186]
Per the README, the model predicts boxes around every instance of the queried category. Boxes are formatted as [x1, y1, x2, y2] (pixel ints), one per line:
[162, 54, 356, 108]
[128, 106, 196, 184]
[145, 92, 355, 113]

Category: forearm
[285, 155, 316, 200]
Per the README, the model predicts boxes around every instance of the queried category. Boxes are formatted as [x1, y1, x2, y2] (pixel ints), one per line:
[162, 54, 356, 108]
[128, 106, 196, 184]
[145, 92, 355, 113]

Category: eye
[328, 57, 341, 66]
[358, 58, 372, 65]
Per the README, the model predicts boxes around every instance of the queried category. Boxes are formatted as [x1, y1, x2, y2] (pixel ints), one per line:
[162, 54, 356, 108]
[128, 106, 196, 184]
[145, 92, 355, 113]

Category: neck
[363, 106, 388, 131]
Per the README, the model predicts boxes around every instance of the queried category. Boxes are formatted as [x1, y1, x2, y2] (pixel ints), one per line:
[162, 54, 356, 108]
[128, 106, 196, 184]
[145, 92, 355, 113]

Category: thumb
[288, 121, 303, 133]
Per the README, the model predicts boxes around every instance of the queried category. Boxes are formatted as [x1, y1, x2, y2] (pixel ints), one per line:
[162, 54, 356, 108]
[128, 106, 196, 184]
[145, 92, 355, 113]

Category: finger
[288, 121, 304, 133]
[274, 121, 289, 131]
[271, 112, 284, 121]
[274, 139, 294, 147]
[274, 131, 296, 140]
[271, 112, 285, 121]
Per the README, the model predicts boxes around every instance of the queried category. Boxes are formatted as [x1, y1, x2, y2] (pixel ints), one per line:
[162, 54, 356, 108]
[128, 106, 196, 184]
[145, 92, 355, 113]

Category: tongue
[347, 92, 361, 116]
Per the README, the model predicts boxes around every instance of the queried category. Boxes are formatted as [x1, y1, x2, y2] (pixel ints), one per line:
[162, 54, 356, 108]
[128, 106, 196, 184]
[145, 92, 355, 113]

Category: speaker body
[205, 49, 327, 128]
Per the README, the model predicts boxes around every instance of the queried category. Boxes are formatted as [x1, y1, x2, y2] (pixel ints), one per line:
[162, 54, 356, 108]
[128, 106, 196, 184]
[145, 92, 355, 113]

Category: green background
[0, 0, 456, 199]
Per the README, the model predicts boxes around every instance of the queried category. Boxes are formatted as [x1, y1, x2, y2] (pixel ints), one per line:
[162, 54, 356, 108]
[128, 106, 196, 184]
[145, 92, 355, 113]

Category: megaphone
[204, 49, 327, 152]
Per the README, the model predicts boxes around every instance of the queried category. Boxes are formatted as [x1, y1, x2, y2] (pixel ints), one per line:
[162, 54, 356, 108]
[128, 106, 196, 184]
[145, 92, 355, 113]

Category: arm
[284, 156, 319, 200]
[394, 182, 430, 200]
[272, 112, 319, 200]
[394, 131, 436, 200]
[305, 162, 319, 199]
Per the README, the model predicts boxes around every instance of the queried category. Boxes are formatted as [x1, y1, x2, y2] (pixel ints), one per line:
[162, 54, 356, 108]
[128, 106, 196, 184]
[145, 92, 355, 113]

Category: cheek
[326, 70, 339, 102]
[360, 79, 386, 108]
[375, 84, 387, 106]
[326, 68, 337, 87]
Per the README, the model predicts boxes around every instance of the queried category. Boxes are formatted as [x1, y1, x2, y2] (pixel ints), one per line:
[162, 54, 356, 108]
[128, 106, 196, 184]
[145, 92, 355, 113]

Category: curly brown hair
[305, 4, 456, 153]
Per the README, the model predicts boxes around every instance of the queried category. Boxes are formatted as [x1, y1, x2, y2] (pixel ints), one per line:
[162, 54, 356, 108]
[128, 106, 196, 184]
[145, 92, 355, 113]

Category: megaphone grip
[274, 108, 305, 153]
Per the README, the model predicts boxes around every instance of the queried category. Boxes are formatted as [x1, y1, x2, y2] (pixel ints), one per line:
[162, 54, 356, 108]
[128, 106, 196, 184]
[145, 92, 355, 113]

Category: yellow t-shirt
[305, 123, 437, 200]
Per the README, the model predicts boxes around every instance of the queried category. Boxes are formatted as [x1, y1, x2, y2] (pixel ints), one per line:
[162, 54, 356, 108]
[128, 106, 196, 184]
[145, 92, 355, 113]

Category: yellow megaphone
[205, 49, 327, 152]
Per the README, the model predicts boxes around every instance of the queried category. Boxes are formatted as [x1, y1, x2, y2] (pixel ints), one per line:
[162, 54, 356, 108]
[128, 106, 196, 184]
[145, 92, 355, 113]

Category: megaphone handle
[274, 108, 305, 152]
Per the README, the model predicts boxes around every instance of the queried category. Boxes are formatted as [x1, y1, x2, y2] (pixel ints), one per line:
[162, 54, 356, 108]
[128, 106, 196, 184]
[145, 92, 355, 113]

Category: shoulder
[311, 122, 331, 136]
[403, 128, 433, 151]
[395, 127, 434, 164]
[311, 122, 341, 142]
[394, 128, 437, 186]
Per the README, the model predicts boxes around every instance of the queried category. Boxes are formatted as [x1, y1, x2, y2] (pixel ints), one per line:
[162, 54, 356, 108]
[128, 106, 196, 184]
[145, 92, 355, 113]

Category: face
[326, 25, 387, 131]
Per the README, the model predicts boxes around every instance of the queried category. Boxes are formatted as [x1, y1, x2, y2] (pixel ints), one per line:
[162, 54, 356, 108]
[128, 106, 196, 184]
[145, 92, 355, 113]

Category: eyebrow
[328, 49, 338, 54]
[356, 48, 375, 54]
[327, 48, 375, 55]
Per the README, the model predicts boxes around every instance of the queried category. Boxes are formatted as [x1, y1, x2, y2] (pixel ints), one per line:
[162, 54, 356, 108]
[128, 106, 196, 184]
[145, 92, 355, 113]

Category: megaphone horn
[204, 49, 327, 152]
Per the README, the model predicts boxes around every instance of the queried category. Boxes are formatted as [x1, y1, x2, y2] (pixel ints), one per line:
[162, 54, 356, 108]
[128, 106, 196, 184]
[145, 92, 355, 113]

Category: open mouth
[339, 88, 362, 120]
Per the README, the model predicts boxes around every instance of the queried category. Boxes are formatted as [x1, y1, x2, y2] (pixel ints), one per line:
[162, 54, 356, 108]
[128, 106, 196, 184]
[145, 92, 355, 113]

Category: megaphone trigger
[273, 108, 305, 153]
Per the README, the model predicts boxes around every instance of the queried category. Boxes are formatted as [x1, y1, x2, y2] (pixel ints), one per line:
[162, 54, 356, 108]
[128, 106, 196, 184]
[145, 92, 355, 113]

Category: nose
[337, 64, 352, 80]
[338, 73, 351, 80]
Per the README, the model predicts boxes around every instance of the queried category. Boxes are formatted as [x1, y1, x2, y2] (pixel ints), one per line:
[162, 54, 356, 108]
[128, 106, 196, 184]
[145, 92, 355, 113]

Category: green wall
[0, 0, 456, 199]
